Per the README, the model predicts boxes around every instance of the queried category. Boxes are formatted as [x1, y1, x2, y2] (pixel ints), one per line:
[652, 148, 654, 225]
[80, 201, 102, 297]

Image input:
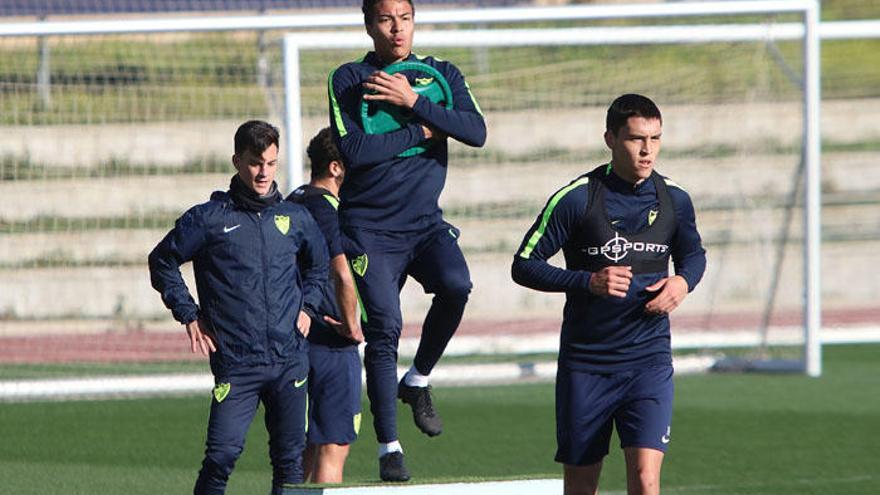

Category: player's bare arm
[644, 275, 689, 315]
[323, 254, 365, 343]
[589, 265, 633, 298]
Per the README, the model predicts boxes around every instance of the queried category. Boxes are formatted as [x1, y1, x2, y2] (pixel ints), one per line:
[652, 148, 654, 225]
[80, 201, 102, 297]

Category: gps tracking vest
[568, 165, 677, 274]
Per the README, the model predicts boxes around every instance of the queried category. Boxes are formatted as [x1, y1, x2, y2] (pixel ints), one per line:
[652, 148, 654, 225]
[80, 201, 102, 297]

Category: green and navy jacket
[512, 164, 707, 372]
[149, 186, 329, 373]
[328, 51, 487, 231]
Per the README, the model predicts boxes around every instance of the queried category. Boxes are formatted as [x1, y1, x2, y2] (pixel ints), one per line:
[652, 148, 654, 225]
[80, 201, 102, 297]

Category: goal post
[283, 0, 823, 376]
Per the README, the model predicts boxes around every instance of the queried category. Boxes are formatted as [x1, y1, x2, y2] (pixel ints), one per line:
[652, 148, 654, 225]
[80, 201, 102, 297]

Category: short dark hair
[363, 0, 414, 25]
[606, 94, 662, 136]
[306, 127, 344, 180]
[234, 120, 279, 156]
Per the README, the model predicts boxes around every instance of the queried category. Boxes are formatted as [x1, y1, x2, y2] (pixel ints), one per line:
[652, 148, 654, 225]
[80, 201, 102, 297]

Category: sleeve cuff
[174, 306, 200, 325]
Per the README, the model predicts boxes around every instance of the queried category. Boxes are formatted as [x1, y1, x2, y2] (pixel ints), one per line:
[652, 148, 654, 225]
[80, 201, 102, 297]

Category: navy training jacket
[149, 188, 329, 373]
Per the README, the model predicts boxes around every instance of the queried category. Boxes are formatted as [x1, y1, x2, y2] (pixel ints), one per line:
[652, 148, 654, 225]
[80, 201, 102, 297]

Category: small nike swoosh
[611, 220, 621, 225]
[294, 378, 307, 388]
[223, 225, 241, 234]
[661, 435, 670, 444]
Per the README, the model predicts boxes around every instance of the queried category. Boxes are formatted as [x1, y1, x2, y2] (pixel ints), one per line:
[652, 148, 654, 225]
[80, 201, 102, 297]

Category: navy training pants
[194, 358, 309, 495]
[345, 222, 471, 443]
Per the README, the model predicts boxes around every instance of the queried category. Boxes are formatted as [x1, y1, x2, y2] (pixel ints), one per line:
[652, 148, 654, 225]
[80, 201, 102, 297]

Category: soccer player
[286, 127, 364, 483]
[148, 120, 329, 495]
[511, 94, 707, 495]
[328, 0, 487, 481]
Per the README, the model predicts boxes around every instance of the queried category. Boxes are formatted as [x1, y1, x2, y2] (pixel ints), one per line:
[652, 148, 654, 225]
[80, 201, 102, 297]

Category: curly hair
[306, 127, 344, 180]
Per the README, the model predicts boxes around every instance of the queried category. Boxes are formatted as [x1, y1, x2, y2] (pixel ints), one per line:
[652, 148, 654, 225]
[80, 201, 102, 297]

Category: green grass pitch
[0, 344, 877, 494]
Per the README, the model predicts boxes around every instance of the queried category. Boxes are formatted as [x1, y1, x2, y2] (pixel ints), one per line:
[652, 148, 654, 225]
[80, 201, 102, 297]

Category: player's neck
[310, 177, 339, 197]
[608, 162, 647, 187]
[376, 52, 410, 66]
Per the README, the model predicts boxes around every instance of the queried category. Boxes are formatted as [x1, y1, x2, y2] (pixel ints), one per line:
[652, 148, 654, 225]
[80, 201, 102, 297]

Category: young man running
[512, 94, 707, 495]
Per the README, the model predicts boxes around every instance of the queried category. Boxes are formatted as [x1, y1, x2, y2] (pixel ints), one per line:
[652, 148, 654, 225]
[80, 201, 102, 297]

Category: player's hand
[588, 266, 632, 298]
[644, 275, 689, 315]
[323, 315, 365, 344]
[297, 311, 311, 338]
[420, 124, 446, 141]
[363, 71, 418, 109]
[185, 319, 216, 356]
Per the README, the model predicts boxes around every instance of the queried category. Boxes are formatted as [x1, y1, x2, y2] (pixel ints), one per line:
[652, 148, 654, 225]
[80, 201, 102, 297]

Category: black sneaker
[398, 380, 443, 437]
[379, 451, 411, 482]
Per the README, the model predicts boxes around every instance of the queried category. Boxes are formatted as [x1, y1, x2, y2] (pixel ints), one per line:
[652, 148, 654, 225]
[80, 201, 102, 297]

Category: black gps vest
[566, 165, 677, 274]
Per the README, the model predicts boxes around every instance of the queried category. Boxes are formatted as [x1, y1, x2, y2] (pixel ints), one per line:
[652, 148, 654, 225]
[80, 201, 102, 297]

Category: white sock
[404, 366, 430, 387]
[379, 440, 403, 457]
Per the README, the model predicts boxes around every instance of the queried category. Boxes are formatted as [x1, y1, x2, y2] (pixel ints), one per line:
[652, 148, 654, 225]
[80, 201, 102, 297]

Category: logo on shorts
[353, 412, 362, 434]
[583, 232, 668, 263]
[294, 377, 307, 388]
[274, 215, 290, 235]
[661, 426, 671, 444]
[213, 383, 231, 403]
[351, 254, 369, 277]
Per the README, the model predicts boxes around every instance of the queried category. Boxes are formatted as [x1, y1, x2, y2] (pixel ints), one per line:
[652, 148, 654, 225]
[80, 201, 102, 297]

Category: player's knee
[630, 466, 660, 495]
[318, 443, 350, 466]
[363, 339, 398, 365]
[436, 276, 471, 304]
[201, 446, 242, 479]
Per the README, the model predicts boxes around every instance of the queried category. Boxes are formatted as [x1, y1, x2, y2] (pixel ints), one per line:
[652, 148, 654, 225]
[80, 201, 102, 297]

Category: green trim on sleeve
[328, 69, 347, 137]
[464, 80, 484, 117]
[518, 177, 589, 259]
[664, 178, 687, 192]
[322, 194, 340, 210]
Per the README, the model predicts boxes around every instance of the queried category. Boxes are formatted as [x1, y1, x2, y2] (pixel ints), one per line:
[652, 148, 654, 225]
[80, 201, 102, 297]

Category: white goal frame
[283, 0, 823, 376]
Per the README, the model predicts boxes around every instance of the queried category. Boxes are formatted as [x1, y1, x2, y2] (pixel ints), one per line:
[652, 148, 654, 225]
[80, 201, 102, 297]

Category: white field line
[0, 355, 714, 401]
[426, 325, 880, 357]
[2, 325, 878, 401]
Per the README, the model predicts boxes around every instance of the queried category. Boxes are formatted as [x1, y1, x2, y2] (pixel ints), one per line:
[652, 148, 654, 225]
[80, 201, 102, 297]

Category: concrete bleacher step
[3, 151, 878, 223]
[0, 240, 877, 323]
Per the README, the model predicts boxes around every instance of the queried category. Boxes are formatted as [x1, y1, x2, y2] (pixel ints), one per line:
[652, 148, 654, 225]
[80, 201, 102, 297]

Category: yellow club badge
[351, 254, 368, 277]
[213, 383, 231, 403]
[274, 215, 290, 235]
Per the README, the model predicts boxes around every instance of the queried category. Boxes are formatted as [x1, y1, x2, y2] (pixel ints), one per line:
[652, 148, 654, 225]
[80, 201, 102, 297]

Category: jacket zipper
[257, 211, 271, 354]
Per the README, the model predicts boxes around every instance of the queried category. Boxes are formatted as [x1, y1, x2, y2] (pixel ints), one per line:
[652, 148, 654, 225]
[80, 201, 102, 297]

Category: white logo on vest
[584, 233, 669, 262]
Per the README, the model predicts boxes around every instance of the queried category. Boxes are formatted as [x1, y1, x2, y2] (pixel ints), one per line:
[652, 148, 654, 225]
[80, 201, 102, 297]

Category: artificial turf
[0, 344, 876, 494]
